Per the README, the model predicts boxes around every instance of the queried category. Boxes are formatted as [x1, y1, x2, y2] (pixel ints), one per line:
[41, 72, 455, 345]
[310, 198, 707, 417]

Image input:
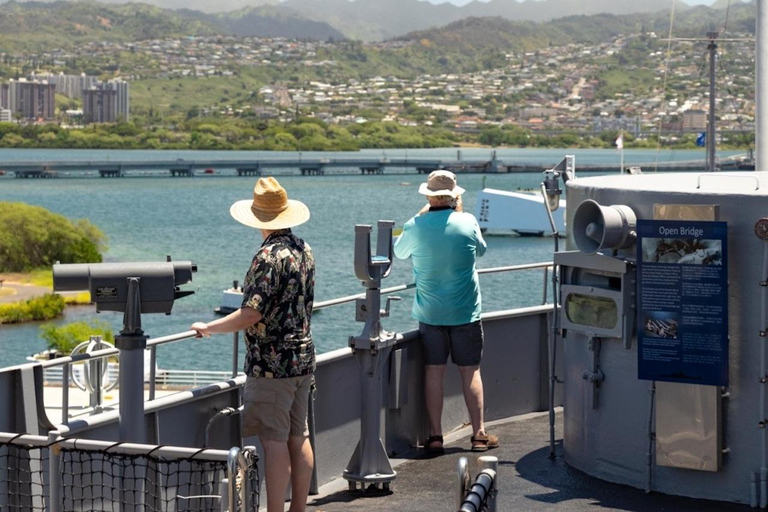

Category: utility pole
[707, 32, 718, 172]
[665, 33, 752, 172]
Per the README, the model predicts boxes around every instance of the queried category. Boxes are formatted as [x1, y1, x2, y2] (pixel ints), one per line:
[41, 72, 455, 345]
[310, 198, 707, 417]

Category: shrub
[39, 320, 115, 356]
[0, 202, 107, 272]
[0, 293, 65, 324]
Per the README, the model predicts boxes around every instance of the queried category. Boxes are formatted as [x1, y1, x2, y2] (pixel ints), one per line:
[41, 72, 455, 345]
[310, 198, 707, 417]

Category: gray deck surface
[305, 412, 750, 512]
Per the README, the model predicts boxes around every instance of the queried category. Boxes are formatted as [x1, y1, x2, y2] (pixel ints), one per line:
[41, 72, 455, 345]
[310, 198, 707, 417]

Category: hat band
[251, 202, 288, 216]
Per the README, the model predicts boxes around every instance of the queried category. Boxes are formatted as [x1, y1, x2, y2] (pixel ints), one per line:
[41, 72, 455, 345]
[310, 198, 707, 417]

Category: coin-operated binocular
[53, 258, 196, 314]
[345, 221, 400, 491]
[52, 257, 196, 443]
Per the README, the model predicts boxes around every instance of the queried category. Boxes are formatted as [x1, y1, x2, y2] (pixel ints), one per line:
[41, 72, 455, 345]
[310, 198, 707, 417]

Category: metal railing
[313, 261, 554, 311]
[39, 261, 554, 426]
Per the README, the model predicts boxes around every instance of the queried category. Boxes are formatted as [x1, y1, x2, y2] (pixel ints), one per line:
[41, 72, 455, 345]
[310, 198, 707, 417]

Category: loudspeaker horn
[573, 199, 637, 255]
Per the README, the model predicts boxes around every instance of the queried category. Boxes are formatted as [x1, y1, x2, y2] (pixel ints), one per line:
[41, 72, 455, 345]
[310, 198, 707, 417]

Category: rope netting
[1, 438, 259, 512]
[0, 441, 49, 511]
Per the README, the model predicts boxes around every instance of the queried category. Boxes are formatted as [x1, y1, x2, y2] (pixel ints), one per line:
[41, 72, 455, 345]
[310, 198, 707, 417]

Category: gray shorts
[419, 320, 484, 366]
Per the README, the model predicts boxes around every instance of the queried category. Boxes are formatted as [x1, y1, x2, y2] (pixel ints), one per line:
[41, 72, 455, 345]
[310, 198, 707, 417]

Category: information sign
[637, 220, 728, 386]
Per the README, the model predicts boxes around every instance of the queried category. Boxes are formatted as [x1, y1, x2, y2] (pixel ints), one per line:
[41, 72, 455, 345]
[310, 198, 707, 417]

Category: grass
[131, 75, 267, 113]
[0, 268, 53, 287]
[63, 292, 92, 306]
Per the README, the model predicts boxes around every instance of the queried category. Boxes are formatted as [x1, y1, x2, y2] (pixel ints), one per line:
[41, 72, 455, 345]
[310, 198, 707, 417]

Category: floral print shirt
[241, 229, 315, 378]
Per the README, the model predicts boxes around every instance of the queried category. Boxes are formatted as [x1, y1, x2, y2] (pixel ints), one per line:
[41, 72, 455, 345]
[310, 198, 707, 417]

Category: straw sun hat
[418, 170, 465, 198]
[230, 177, 310, 230]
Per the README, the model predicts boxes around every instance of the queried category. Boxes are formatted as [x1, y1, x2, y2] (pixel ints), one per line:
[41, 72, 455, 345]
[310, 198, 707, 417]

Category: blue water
[0, 147, 733, 370]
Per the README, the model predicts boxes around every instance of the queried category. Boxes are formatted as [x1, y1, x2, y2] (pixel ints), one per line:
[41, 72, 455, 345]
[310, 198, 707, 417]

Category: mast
[707, 32, 718, 172]
[758, 1, 768, 171]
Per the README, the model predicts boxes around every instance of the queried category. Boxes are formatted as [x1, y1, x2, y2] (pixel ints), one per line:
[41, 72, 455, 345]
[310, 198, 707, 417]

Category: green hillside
[0, 1, 217, 51]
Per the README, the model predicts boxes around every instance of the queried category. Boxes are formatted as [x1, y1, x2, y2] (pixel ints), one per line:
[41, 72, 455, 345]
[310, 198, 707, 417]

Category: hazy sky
[423, 0, 716, 5]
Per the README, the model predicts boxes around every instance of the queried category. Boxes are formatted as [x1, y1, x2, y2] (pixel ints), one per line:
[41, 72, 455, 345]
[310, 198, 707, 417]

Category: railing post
[227, 447, 240, 512]
[219, 478, 229, 512]
[115, 277, 148, 443]
[232, 331, 239, 378]
[48, 431, 62, 512]
[61, 362, 69, 426]
[308, 381, 319, 495]
[457, 456, 470, 510]
[149, 345, 157, 401]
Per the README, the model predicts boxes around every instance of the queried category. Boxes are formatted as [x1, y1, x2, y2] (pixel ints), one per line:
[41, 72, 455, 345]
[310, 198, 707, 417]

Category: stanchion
[343, 221, 401, 491]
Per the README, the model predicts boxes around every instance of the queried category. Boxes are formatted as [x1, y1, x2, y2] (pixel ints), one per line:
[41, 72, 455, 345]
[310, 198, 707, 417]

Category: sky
[423, 0, 716, 5]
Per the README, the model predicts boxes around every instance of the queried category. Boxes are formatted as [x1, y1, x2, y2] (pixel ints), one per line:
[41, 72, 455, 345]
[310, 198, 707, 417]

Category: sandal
[425, 435, 445, 454]
[471, 432, 499, 452]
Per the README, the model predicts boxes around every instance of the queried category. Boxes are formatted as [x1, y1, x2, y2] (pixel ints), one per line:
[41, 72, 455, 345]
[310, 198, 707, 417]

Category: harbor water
[0, 147, 736, 371]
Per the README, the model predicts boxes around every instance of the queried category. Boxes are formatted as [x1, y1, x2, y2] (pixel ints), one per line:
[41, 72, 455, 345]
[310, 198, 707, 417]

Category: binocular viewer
[53, 259, 197, 314]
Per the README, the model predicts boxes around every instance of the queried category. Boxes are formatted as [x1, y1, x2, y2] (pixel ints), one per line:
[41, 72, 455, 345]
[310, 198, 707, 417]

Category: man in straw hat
[394, 170, 498, 454]
[191, 177, 315, 512]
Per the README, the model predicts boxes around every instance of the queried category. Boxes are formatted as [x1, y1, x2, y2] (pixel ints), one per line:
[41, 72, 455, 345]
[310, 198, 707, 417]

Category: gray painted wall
[563, 171, 768, 505]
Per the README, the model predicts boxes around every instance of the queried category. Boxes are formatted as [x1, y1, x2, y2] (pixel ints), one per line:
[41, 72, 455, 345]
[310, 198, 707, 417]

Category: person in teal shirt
[394, 170, 498, 454]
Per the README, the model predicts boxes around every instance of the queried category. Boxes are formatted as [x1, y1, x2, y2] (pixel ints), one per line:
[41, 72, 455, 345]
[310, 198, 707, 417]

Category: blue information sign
[636, 220, 728, 386]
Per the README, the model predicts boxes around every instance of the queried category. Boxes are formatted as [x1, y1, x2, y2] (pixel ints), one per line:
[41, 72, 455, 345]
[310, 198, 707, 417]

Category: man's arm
[473, 217, 487, 257]
[191, 307, 263, 337]
[394, 220, 415, 259]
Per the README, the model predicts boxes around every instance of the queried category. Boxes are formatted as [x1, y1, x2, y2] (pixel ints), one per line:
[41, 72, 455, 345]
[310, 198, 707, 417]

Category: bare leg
[458, 365, 485, 436]
[260, 438, 291, 512]
[425, 364, 447, 438]
[287, 435, 314, 512]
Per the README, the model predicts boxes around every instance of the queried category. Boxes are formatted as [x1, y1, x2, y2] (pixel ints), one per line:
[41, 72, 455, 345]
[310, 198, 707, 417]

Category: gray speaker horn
[573, 199, 637, 255]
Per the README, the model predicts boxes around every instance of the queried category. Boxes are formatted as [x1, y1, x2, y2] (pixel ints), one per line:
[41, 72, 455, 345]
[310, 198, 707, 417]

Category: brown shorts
[242, 374, 314, 442]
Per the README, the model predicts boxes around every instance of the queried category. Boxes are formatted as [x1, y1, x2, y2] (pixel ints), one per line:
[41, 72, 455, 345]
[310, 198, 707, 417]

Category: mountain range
[0, 0, 754, 52]
[0, 0, 753, 41]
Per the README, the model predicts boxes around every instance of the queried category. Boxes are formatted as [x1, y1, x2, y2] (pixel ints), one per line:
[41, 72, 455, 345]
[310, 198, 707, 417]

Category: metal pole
[61, 362, 69, 426]
[758, 1, 768, 171]
[708, 32, 718, 172]
[231, 331, 239, 378]
[149, 345, 157, 401]
[115, 277, 148, 443]
[48, 431, 61, 512]
[308, 382, 319, 495]
[227, 447, 240, 512]
[457, 457, 470, 511]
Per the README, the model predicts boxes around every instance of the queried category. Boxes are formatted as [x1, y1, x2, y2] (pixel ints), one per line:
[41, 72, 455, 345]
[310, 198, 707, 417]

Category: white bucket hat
[418, 170, 465, 198]
[230, 177, 310, 230]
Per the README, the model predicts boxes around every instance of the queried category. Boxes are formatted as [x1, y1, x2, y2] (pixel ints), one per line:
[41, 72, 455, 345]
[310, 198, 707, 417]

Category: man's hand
[191, 322, 211, 338]
[190, 308, 263, 338]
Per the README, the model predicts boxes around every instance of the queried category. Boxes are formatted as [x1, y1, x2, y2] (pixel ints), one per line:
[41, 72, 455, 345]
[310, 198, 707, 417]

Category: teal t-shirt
[394, 208, 487, 326]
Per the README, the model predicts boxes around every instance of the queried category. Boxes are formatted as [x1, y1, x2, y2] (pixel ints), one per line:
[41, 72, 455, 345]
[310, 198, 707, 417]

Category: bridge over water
[0, 155, 719, 178]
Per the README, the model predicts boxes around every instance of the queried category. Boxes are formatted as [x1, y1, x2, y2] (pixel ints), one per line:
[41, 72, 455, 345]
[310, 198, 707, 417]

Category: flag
[615, 133, 623, 150]
[696, 132, 707, 147]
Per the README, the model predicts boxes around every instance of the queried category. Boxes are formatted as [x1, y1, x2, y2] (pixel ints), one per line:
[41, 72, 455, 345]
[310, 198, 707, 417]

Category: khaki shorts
[242, 374, 314, 442]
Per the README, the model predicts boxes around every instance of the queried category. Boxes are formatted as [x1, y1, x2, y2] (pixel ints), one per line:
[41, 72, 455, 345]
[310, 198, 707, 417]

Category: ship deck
[306, 411, 751, 512]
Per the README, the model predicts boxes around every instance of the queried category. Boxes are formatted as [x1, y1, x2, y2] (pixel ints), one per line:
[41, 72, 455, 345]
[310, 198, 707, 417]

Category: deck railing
[39, 260, 554, 426]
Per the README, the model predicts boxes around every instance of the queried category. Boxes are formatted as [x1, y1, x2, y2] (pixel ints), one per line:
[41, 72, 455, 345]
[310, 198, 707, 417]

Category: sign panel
[637, 220, 728, 386]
